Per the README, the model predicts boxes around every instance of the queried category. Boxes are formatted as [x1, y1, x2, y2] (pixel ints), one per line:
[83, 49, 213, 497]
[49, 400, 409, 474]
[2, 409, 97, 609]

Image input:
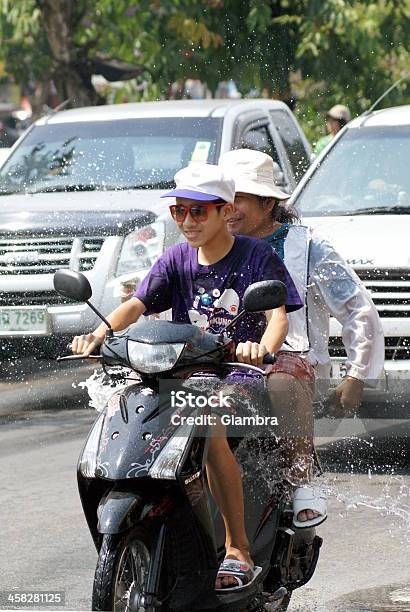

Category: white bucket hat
[219, 149, 290, 200]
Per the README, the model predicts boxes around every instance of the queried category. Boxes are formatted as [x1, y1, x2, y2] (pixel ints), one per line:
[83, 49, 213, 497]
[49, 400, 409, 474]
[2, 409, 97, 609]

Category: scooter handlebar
[262, 353, 276, 365]
[56, 343, 101, 361]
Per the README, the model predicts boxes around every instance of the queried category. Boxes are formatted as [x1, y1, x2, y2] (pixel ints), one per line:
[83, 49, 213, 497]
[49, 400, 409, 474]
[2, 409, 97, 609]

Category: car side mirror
[243, 280, 288, 312]
[54, 269, 92, 302]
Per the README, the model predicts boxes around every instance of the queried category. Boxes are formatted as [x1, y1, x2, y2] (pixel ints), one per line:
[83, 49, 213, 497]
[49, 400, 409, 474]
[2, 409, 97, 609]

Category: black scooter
[54, 269, 322, 612]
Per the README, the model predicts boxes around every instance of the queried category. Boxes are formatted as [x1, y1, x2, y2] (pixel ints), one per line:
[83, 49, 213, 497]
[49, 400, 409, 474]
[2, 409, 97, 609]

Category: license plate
[331, 360, 348, 380]
[331, 359, 387, 392]
[0, 307, 49, 335]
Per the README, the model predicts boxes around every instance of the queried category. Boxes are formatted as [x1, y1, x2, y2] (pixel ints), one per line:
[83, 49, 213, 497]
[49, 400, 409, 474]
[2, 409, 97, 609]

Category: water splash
[79, 367, 140, 412]
[78, 370, 410, 539]
[318, 468, 410, 543]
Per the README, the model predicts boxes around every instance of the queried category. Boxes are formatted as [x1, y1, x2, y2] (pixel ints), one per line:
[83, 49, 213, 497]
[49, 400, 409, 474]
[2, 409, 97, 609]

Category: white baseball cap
[219, 149, 290, 200]
[161, 163, 235, 202]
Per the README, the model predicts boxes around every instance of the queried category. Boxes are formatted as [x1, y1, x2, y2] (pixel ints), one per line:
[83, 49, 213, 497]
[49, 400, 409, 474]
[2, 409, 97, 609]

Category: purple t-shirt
[134, 235, 302, 344]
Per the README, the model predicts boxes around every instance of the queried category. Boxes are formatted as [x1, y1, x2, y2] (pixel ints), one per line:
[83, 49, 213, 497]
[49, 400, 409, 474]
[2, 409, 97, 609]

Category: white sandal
[292, 486, 327, 529]
[215, 559, 262, 592]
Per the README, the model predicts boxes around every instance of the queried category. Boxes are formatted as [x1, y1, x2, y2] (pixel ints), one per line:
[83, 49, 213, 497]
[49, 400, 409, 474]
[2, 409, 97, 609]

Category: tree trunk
[36, 0, 103, 107]
[52, 66, 103, 107]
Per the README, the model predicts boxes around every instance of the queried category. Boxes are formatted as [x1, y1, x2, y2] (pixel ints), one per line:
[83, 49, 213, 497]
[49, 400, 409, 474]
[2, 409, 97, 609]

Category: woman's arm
[261, 305, 288, 353]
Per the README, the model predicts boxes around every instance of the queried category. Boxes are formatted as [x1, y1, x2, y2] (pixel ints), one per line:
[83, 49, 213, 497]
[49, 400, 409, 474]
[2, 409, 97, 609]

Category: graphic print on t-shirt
[188, 286, 241, 332]
[134, 235, 303, 343]
[214, 288, 240, 315]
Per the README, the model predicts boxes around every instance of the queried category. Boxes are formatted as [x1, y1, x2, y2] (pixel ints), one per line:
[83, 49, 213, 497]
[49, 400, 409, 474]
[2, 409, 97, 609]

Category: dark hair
[257, 196, 300, 224]
[326, 114, 346, 129]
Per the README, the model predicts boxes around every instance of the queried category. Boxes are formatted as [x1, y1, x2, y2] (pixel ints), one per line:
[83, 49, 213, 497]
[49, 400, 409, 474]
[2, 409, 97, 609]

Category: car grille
[0, 236, 105, 275]
[329, 269, 410, 361]
[329, 336, 410, 361]
[0, 291, 77, 307]
[355, 268, 410, 318]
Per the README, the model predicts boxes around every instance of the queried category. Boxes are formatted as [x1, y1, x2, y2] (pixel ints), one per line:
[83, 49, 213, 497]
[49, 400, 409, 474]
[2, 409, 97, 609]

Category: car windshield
[297, 126, 410, 216]
[0, 117, 222, 195]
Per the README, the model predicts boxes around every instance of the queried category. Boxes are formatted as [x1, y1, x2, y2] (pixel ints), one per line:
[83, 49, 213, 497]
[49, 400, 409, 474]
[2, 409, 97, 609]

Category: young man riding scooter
[72, 163, 303, 592]
[219, 149, 384, 527]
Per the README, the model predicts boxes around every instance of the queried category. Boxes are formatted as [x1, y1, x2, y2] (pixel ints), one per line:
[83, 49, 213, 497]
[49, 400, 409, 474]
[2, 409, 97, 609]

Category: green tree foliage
[0, 0, 408, 136]
[291, 0, 410, 140]
[155, 1, 409, 141]
[0, 0, 51, 84]
[0, 0, 160, 109]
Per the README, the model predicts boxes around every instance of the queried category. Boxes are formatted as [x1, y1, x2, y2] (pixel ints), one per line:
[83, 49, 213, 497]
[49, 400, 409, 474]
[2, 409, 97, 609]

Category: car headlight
[116, 221, 165, 277]
[127, 340, 185, 373]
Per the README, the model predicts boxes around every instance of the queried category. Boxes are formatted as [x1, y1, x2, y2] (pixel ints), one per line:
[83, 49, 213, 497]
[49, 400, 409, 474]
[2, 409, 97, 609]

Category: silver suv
[291, 104, 410, 402]
[0, 100, 311, 357]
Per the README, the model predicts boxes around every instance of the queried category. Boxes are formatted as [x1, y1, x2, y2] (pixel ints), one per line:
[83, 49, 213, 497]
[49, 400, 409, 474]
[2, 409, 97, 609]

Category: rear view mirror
[243, 280, 288, 313]
[53, 269, 92, 302]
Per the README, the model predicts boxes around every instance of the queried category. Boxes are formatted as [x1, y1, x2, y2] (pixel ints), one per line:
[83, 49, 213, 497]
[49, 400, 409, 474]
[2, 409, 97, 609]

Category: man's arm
[72, 297, 146, 356]
[236, 305, 288, 366]
[73, 247, 176, 356]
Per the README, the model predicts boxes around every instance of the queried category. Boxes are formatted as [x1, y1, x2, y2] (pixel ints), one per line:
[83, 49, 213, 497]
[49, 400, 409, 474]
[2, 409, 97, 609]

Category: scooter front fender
[97, 490, 144, 535]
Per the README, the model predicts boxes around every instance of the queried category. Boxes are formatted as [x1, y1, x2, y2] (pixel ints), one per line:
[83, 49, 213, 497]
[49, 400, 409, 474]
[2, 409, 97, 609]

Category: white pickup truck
[291, 105, 410, 404]
[0, 99, 311, 359]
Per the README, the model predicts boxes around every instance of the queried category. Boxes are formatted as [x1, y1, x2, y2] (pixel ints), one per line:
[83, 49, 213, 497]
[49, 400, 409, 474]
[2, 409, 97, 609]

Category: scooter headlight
[127, 340, 185, 373]
[149, 421, 195, 480]
[79, 411, 105, 478]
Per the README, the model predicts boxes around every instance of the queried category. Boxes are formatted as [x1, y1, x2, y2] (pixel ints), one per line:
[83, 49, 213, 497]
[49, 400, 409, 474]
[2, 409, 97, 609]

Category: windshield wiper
[26, 184, 109, 194]
[0, 179, 176, 196]
[350, 206, 410, 215]
[0, 188, 20, 196]
[28, 180, 175, 193]
[0, 184, 110, 195]
[122, 180, 175, 190]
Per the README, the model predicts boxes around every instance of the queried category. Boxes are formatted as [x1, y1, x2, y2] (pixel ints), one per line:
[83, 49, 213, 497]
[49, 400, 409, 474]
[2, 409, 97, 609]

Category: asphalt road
[0, 406, 409, 612]
[0, 359, 95, 418]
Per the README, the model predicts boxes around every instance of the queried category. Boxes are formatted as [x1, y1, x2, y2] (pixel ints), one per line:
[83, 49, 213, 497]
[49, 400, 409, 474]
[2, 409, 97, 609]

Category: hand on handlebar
[71, 333, 104, 357]
[236, 341, 273, 366]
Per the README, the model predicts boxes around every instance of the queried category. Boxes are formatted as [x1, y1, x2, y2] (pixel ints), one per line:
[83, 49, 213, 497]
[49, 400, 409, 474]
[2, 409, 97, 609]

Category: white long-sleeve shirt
[282, 226, 385, 381]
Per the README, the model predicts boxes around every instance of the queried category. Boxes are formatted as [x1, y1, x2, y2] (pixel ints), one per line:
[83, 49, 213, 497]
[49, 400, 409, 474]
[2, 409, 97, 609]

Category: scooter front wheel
[92, 526, 167, 611]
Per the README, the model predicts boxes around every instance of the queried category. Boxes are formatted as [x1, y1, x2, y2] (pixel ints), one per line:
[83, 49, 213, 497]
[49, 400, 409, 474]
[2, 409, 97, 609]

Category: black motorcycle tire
[92, 525, 169, 612]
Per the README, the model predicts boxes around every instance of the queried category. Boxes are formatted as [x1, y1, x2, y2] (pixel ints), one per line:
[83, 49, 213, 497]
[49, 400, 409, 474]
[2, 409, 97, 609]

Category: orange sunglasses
[169, 203, 225, 223]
